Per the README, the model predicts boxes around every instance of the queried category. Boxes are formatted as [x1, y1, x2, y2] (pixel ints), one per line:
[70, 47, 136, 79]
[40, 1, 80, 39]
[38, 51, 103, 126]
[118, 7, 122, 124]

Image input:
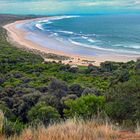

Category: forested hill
[0, 15, 140, 136]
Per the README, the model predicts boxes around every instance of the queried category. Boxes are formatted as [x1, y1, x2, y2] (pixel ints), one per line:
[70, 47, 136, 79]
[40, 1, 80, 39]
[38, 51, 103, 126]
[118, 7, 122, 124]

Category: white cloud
[0, 0, 140, 14]
[78, 0, 140, 7]
[134, 0, 140, 4]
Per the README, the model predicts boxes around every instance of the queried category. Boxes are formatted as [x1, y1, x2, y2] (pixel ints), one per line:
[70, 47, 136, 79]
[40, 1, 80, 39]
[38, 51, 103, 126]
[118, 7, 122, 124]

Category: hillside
[0, 15, 140, 139]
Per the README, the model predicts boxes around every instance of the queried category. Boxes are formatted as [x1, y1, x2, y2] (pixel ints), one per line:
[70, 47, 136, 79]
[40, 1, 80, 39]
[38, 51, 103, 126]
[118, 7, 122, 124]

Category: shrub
[64, 95, 105, 118]
[3, 119, 25, 136]
[27, 102, 60, 125]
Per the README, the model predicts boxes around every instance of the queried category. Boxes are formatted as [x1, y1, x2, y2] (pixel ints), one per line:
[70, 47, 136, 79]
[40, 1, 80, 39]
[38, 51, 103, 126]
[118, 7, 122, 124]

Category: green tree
[0, 104, 16, 121]
[105, 76, 140, 122]
[27, 102, 60, 125]
[64, 95, 105, 118]
[100, 61, 114, 72]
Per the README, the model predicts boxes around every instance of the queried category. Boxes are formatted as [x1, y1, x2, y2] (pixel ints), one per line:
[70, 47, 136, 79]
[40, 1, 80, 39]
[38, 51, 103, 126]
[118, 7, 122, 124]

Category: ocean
[19, 14, 140, 56]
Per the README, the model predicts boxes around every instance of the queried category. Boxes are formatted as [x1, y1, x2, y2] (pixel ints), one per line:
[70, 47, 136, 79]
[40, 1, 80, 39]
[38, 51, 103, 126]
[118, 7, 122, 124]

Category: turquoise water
[0, 0, 140, 15]
[23, 15, 140, 55]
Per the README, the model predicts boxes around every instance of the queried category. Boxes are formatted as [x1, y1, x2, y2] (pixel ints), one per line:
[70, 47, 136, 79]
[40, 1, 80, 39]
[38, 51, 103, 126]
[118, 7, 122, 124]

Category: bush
[3, 120, 25, 136]
[27, 102, 60, 125]
[69, 84, 83, 97]
[105, 77, 140, 122]
[64, 95, 105, 118]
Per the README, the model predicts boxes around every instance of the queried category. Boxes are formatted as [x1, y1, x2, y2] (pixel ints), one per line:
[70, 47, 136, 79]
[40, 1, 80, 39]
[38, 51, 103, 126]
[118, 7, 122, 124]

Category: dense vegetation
[0, 15, 140, 136]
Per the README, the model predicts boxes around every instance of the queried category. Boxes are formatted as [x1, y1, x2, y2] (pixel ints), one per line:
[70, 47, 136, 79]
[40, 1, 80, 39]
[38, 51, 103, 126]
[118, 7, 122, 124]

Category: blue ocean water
[27, 14, 140, 55]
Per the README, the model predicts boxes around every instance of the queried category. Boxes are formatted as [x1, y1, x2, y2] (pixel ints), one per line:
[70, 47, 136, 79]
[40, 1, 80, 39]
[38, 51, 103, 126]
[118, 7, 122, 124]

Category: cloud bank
[0, 0, 140, 15]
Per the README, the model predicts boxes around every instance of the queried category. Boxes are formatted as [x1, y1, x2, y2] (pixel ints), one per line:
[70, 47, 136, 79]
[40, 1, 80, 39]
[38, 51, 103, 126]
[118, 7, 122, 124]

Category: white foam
[87, 38, 96, 43]
[114, 44, 140, 49]
[45, 15, 80, 22]
[113, 44, 122, 47]
[69, 39, 111, 51]
[38, 20, 48, 23]
[35, 15, 79, 31]
[35, 23, 44, 30]
[50, 33, 58, 37]
[81, 36, 97, 43]
[58, 30, 74, 35]
[69, 39, 140, 54]
[125, 45, 140, 49]
[82, 36, 88, 39]
[38, 16, 79, 24]
[38, 20, 52, 24]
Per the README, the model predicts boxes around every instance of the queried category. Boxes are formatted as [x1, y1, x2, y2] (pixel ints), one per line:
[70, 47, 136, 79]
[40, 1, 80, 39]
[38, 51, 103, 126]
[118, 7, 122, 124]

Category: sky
[0, 0, 140, 15]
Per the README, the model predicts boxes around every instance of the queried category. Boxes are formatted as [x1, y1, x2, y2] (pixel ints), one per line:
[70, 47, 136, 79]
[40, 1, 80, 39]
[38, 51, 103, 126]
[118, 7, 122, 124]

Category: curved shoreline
[3, 17, 140, 66]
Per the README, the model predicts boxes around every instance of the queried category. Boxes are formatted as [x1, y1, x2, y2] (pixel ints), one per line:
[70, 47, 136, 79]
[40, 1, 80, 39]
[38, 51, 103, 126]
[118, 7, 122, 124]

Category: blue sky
[0, 0, 140, 15]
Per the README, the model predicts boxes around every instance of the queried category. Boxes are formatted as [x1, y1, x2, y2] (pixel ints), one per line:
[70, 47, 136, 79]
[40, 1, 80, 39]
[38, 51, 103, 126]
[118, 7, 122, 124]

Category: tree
[105, 77, 140, 122]
[48, 78, 68, 92]
[82, 88, 101, 96]
[27, 102, 60, 125]
[105, 101, 133, 121]
[135, 59, 140, 70]
[87, 64, 98, 73]
[100, 61, 114, 72]
[69, 84, 83, 97]
[64, 95, 105, 118]
[0, 104, 16, 121]
[118, 70, 129, 82]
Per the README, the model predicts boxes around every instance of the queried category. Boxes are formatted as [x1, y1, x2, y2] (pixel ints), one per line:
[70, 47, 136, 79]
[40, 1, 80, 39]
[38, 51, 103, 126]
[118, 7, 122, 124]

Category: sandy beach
[3, 17, 139, 66]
